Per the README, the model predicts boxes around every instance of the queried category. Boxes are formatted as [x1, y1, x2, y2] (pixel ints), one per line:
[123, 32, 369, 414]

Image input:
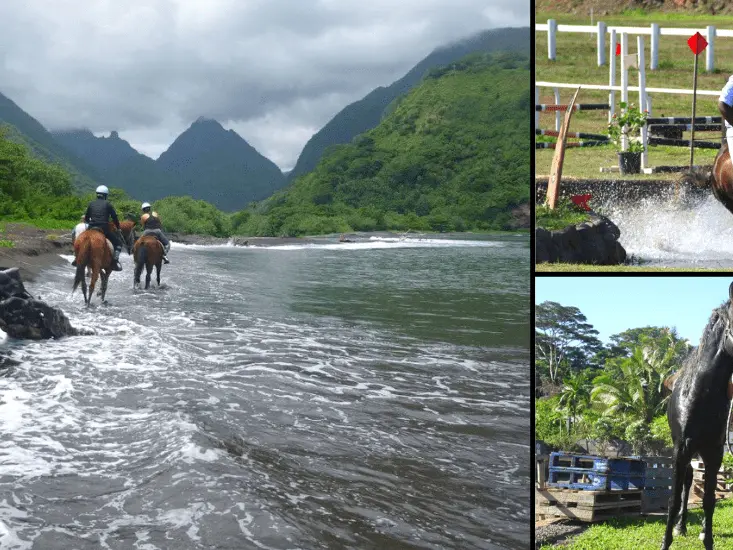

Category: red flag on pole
[688, 32, 708, 55]
[616, 43, 621, 56]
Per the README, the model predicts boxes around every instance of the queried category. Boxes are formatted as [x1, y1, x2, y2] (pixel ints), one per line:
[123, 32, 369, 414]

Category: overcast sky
[0, 0, 528, 171]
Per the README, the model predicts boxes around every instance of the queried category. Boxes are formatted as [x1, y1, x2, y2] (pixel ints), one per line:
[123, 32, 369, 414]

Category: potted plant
[608, 102, 648, 174]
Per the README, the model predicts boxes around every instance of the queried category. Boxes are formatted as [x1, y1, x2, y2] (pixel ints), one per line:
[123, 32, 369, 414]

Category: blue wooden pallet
[549, 452, 645, 475]
[547, 468, 645, 491]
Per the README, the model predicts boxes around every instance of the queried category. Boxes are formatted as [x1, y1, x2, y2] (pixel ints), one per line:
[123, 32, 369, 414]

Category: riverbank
[0, 223, 507, 282]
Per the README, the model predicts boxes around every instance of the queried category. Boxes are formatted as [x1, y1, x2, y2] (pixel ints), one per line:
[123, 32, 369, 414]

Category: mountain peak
[109, 130, 120, 139]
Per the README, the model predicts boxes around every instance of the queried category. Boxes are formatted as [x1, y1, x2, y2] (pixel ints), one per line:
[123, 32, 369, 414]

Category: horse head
[118, 221, 136, 255]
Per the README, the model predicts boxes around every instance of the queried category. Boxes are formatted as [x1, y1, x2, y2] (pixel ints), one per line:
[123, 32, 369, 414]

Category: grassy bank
[539, 499, 733, 549]
[536, 10, 730, 178]
[536, 263, 733, 272]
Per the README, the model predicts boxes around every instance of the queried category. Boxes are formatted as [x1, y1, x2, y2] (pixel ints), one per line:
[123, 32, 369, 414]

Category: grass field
[539, 499, 733, 549]
[535, 263, 733, 273]
[536, 10, 733, 179]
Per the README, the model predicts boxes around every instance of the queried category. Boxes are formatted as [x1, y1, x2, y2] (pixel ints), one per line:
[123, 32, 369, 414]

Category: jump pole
[546, 87, 581, 209]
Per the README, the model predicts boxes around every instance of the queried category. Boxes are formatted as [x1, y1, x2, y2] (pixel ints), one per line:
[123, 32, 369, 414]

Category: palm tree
[558, 370, 592, 432]
[592, 336, 681, 426]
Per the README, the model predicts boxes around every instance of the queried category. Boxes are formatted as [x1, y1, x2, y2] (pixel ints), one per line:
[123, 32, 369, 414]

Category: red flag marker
[615, 43, 621, 56]
[688, 32, 708, 55]
[570, 194, 592, 212]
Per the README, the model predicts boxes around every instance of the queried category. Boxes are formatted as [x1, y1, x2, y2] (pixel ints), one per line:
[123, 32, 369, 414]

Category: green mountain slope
[0, 92, 102, 192]
[240, 52, 530, 236]
[287, 27, 529, 183]
[51, 129, 178, 201]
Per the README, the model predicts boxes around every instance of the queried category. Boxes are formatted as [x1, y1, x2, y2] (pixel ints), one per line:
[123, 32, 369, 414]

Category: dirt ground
[0, 223, 74, 282]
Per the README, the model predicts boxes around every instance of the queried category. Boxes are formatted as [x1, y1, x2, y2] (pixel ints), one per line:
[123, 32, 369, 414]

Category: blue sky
[535, 277, 733, 345]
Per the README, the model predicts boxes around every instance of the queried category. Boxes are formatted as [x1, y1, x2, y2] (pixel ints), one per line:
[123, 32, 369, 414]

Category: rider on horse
[718, 75, 733, 152]
[72, 185, 123, 271]
[140, 202, 171, 264]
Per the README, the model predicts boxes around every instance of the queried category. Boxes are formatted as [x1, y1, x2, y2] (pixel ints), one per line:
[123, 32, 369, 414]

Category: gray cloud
[0, 0, 529, 170]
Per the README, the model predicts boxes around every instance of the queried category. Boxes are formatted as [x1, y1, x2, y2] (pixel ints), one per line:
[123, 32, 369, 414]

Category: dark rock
[536, 216, 626, 266]
[0, 268, 91, 339]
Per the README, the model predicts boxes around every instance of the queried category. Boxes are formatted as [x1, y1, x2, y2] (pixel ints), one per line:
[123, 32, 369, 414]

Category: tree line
[536, 301, 692, 455]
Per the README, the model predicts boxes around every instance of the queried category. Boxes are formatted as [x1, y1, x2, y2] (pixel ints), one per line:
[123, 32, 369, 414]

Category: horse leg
[100, 271, 109, 303]
[145, 264, 152, 289]
[133, 260, 143, 289]
[81, 267, 88, 305]
[662, 444, 693, 550]
[674, 463, 693, 536]
[699, 448, 723, 550]
[88, 268, 99, 306]
[156, 262, 161, 287]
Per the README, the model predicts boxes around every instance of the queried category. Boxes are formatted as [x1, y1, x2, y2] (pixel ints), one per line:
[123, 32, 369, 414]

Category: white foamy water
[600, 194, 733, 267]
[0, 235, 529, 549]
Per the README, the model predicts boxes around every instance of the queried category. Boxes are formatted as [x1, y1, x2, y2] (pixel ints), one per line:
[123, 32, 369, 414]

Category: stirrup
[71, 260, 77, 267]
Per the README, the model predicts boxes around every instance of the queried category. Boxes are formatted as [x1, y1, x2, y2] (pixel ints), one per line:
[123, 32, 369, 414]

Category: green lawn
[539, 499, 733, 549]
[536, 263, 733, 273]
[536, 10, 731, 179]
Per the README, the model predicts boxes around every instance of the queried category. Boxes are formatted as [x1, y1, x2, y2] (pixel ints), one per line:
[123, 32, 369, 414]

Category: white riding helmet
[141, 202, 151, 210]
[96, 185, 109, 195]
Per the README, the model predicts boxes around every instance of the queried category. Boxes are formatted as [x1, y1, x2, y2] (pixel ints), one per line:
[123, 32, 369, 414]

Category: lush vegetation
[235, 52, 530, 236]
[535, 300, 692, 455]
[287, 27, 530, 182]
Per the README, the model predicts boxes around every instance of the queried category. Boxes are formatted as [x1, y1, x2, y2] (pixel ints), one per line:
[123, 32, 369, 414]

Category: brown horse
[119, 220, 137, 254]
[72, 228, 113, 305]
[133, 235, 164, 289]
[709, 140, 733, 215]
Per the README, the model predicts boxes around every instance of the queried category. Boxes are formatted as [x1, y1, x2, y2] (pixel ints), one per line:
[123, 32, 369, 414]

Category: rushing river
[0, 234, 530, 550]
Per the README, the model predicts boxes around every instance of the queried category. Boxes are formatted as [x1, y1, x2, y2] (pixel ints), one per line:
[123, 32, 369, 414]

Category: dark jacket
[85, 199, 120, 229]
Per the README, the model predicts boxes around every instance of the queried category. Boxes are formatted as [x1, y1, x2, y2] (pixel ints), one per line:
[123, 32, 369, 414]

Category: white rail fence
[536, 32, 722, 172]
[536, 20, 733, 71]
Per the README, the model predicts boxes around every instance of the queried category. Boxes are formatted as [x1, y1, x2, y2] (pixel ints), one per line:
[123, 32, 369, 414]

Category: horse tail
[679, 166, 712, 190]
[72, 264, 85, 294]
[139, 242, 147, 267]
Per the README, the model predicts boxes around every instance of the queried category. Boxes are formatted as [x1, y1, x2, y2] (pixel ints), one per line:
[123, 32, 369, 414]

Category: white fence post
[554, 88, 561, 131]
[609, 29, 616, 123]
[598, 22, 607, 66]
[650, 23, 660, 70]
[638, 36, 648, 170]
[548, 19, 557, 61]
[707, 25, 715, 72]
[621, 32, 629, 151]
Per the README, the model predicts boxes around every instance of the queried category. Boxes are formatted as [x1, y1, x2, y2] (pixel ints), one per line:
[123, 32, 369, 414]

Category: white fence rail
[536, 20, 732, 71]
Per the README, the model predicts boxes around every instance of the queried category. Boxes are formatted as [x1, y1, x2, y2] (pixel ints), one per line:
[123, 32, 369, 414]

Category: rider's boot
[112, 247, 123, 271]
[163, 243, 170, 264]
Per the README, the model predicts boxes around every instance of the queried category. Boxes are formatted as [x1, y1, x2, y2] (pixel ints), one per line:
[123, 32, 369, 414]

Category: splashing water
[600, 193, 733, 267]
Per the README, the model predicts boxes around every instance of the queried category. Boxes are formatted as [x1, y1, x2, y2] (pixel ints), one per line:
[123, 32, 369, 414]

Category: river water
[0, 234, 530, 549]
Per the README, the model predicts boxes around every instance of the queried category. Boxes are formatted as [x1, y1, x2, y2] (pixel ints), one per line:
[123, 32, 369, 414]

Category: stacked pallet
[536, 453, 644, 522]
[691, 460, 729, 502]
[641, 456, 672, 514]
[536, 487, 643, 522]
[547, 453, 645, 491]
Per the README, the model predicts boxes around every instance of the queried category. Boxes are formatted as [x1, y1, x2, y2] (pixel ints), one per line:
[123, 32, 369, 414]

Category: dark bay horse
[119, 220, 137, 255]
[133, 235, 163, 289]
[662, 283, 733, 550]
